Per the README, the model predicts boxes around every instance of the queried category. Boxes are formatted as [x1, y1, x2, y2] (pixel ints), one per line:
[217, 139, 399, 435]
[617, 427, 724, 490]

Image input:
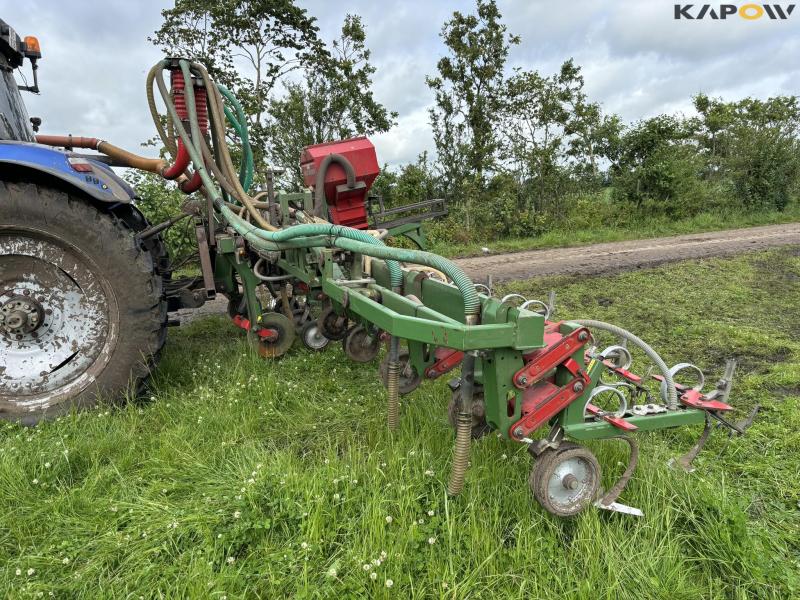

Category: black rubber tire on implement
[0, 182, 167, 424]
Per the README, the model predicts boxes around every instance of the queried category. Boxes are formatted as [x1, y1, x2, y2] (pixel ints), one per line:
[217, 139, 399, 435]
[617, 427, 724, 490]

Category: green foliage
[151, 0, 324, 170]
[426, 0, 518, 192]
[266, 15, 397, 185]
[126, 170, 195, 261]
[2, 250, 798, 597]
[610, 115, 713, 217]
[372, 153, 438, 210]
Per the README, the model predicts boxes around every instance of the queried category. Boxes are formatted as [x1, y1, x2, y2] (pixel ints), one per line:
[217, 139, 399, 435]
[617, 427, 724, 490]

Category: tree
[610, 114, 709, 216]
[426, 0, 519, 196]
[151, 0, 324, 169]
[266, 15, 397, 184]
[497, 60, 619, 217]
[559, 60, 622, 180]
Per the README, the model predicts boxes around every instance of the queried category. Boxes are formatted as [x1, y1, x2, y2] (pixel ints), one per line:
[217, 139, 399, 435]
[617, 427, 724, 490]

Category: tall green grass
[1, 249, 798, 598]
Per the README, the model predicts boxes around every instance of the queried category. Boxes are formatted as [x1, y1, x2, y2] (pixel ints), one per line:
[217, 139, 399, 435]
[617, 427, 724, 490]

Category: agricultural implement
[1, 44, 756, 516]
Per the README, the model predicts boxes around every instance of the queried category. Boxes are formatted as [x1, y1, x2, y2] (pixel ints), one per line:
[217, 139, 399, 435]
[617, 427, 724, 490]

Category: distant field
[431, 204, 800, 258]
[1, 249, 798, 598]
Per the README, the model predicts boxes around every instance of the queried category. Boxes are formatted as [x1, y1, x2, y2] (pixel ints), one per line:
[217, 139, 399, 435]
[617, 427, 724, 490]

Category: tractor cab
[0, 18, 41, 141]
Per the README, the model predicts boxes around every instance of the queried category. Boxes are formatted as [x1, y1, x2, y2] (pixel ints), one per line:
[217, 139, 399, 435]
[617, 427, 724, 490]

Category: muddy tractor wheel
[0, 182, 167, 424]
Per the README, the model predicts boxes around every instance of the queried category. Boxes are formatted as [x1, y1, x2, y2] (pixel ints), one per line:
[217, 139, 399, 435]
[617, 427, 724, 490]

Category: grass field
[1, 248, 799, 598]
[430, 205, 800, 258]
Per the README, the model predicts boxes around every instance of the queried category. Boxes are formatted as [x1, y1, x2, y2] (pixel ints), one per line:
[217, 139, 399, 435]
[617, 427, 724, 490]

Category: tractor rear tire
[0, 182, 167, 424]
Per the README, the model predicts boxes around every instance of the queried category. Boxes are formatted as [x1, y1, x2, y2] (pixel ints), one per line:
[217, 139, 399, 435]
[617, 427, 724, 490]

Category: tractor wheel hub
[0, 295, 44, 336]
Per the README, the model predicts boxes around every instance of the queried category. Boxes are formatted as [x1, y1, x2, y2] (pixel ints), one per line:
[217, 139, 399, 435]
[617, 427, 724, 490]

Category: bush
[126, 170, 196, 262]
[727, 128, 799, 212]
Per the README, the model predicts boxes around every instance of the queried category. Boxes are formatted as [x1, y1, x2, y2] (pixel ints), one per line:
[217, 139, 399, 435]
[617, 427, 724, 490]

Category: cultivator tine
[733, 404, 760, 435]
[671, 415, 713, 472]
[546, 291, 556, 319]
[595, 435, 643, 516]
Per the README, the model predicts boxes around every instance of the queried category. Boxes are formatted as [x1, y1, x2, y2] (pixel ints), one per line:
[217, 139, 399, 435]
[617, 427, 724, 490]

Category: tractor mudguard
[0, 140, 134, 204]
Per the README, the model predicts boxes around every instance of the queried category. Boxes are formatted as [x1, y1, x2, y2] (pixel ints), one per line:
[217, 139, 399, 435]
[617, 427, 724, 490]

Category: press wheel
[530, 442, 600, 517]
[343, 324, 381, 363]
[300, 319, 329, 351]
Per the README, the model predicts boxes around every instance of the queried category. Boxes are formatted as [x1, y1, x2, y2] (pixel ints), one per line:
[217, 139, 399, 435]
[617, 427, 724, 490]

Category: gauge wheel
[343, 324, 381, 363]
[0, 182, 167, 424]
[250, 312, 296, 358]
[447, 387, 491, 439]
[300, 319, 329, 351]
[529, 442, 601, 517]
[318, 306, 348, 341]
[378, 348, 421, 395]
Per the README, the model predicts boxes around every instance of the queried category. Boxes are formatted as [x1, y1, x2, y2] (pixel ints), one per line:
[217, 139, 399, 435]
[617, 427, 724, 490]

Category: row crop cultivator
[15, 55, 756, 517]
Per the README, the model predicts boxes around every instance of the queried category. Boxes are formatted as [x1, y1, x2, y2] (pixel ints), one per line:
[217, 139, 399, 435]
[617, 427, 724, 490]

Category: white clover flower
[44, 462, 51, 468]
[327, 567, 337, 577]
[333, 493, 340, 501]
[362, 563, 371, 571]
[373, 558, 381, 566]
[428, 537, 437, 545]
[370, 572, 377, 580]
[427, 510, 435, 516]
[380, 550, 387, 560]
[424, 470, 434, 476]
[301, 542, 308, 549]
[385, 515, 393, 524]
[27, 568, 35, 576]
[385, 579, 394, 588]
[15, 568, 21, 576]
[32, 479, 38, 485]
[233, 511, 241, 519]
[62, 557, 70, 564]
[418, 518, 425, 525]
[227, 556, 235, 564]
[501, 453, 508, 460]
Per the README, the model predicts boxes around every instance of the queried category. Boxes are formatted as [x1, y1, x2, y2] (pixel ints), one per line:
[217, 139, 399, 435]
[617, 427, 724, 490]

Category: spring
[386, 336, 400, 431]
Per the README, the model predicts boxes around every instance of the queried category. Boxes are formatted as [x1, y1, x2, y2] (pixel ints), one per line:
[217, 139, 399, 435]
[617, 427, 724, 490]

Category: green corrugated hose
[218, 84, 254, 193]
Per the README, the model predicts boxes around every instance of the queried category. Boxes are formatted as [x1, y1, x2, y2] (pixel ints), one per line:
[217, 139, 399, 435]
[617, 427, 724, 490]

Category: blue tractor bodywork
[0, 141, 135, 204]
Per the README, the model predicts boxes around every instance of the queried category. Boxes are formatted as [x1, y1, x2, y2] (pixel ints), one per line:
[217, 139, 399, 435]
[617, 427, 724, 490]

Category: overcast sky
[4, 1, 800, 168]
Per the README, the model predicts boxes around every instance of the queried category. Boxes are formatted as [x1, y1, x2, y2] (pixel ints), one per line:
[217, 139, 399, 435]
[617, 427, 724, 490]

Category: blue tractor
[0, 19, 169, 424]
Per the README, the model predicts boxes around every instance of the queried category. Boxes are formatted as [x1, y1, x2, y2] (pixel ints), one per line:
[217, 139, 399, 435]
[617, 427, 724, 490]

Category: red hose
[180, 169, 203, 193]
[162, 139, 190, 179]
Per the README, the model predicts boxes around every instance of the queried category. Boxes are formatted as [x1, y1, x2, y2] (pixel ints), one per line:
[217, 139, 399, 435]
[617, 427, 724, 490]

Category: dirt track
[173, 223, 800, 323]
[452, 222, 800, 283]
